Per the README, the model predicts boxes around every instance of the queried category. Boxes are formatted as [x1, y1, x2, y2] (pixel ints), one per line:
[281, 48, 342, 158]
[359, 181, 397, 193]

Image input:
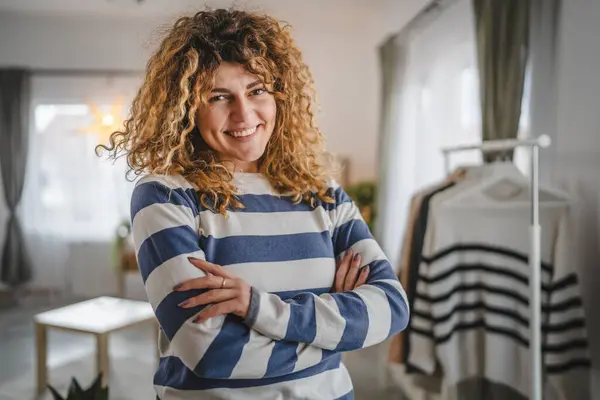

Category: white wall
[377, 0, 429, 39]
[554, 0, 600, 391]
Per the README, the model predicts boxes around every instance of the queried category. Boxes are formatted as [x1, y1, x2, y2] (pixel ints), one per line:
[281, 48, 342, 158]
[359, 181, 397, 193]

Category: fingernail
[173, 283, 182, 291]
[178, 300, 189, 307]
[347, 249, 353, 258]
[188, 257, 199, 261]
[193, 316, 203, 323]
[353, 253, 361, 262]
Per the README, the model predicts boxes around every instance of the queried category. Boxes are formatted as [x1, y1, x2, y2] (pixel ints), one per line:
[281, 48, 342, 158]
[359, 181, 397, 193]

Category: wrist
[241, 286, 260, 327]
[239, 285, 251, 319]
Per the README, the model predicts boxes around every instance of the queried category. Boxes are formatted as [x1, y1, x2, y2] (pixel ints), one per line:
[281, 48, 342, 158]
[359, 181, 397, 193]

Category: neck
[236, 164, 258, 173]
[221, 159, 259, 174]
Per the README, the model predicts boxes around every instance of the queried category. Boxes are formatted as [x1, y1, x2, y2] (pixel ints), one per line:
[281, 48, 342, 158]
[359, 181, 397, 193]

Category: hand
[174, 257, 252, 322]
[332, 249, 370, 293]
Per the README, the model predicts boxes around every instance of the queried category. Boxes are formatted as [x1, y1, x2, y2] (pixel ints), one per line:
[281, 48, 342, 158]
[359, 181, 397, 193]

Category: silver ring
[221, 277, 226, 288]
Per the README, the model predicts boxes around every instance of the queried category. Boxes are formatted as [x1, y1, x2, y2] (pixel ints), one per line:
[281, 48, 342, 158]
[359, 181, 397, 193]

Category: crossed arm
[175, 249, 369, 323]
[132, 178, 409, 379]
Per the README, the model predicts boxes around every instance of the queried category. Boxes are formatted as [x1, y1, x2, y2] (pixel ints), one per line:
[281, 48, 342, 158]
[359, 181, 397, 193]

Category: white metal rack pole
[441, 134, 551, 400]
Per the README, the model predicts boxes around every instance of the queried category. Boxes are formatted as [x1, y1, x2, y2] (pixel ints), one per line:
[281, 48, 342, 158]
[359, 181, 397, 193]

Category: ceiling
[0, 0, 382, 18]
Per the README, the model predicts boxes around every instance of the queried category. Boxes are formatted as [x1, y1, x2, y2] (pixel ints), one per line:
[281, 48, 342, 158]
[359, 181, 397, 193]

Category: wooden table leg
[96, 333, 109, 387]
[35, 323, 48, 395]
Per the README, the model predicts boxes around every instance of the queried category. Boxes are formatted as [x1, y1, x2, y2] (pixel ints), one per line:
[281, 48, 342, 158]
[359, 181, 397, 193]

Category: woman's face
[195, 62, 277, 172]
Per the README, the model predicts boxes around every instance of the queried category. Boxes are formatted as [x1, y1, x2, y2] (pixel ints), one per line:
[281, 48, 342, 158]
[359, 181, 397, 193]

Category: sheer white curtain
[377, 0, 479, 268]
[20, 75, 141, 293]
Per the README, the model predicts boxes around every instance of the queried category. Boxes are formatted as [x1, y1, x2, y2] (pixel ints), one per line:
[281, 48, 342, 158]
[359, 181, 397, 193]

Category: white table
[33, 296, 157, 394]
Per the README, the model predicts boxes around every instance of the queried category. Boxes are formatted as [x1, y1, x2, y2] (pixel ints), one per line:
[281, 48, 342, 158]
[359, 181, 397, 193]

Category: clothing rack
[441, 135, 552, 400]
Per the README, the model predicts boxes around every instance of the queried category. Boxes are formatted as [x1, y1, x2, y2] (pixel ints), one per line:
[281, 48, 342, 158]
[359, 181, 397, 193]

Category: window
[21, 76, 141, 242]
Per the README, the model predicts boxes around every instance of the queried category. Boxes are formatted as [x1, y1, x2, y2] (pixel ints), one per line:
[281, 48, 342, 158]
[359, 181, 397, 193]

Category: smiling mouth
[224, 125, 259, 138]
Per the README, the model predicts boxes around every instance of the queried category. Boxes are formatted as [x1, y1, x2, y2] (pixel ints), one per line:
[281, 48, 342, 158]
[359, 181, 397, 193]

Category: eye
[209, 94, 228, 103]
[250, 88, 267, 96]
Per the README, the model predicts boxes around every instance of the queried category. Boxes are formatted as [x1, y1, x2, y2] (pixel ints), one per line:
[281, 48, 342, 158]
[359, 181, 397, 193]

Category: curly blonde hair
[98, 8, 336, 214]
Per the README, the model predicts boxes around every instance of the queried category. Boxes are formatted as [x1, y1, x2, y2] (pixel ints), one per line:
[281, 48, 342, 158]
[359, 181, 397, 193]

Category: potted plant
[344, 180, 377, 231]
[47, 373, 108, 400]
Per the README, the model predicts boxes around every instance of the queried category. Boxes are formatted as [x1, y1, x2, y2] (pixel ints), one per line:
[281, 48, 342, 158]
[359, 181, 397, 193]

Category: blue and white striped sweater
[131, 173, 409, 399]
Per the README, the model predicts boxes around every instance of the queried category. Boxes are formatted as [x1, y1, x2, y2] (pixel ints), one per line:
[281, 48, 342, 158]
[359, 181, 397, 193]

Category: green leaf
[66, 377, 86, 400]
[344, 180, 378, 231]
[84, 373, 109, 400]
[47, 374, 109, 400]
[95, 387, 109, 400]
[68, 377, 83, 393]
[47, 384, 65, 400]
[84, 373, 103, 395]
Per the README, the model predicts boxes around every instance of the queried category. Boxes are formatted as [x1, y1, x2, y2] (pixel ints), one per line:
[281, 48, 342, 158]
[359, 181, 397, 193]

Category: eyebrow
[211, 80, 264, 93]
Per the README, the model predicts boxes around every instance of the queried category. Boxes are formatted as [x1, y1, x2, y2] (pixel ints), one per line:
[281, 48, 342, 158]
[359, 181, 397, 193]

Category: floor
[0, 295, 407, 400]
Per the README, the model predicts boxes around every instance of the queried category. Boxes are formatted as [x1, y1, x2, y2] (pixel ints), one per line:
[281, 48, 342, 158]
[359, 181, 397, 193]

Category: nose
[230, 96, 254, 122]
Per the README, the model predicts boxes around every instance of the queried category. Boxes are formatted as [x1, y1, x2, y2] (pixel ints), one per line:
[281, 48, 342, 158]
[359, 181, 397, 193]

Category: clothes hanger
[442, 159, 569, 209]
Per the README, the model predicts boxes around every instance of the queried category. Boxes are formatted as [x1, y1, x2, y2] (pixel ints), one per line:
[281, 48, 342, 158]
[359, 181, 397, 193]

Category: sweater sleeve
[244, 184, 410, 351]
[544, 210, 591, 399]
[131, 176, 338, 380]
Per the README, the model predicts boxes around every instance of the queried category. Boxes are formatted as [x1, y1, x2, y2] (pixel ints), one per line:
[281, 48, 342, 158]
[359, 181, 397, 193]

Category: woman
[102, 8, 409, 400]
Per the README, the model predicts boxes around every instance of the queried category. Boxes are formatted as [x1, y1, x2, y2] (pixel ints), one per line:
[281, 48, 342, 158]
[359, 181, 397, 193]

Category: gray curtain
[374, 33, 408, 267]
[473, 0, 530, 161]
[529, 0, 561, 184]
[0, 69, 32, 286]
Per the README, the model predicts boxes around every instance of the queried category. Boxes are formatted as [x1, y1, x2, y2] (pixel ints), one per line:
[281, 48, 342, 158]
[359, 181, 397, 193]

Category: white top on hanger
[443, 161, 568, 208]
[440, 134, 551, 400]
[441, 135, 552, 156]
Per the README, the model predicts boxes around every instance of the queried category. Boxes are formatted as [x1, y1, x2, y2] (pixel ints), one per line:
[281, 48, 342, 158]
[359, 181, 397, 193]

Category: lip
[226, 125, 259, 132]
[224, 124, 261, 142]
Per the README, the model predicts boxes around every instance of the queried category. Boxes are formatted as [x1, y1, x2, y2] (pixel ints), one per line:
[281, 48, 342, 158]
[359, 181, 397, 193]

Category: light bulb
[102, 114, 115, 126]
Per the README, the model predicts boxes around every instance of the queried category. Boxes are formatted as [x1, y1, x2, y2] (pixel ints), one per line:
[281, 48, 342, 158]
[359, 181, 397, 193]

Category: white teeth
[226, 126, 257, 137]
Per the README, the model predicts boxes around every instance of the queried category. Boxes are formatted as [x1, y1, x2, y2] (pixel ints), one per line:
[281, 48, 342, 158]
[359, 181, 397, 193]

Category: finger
[334, 249, 353, 293]
[173, 275, 225, 291]
[188, 257, 233, 278]
[178, 289, 237, 308]
[344, 252, 361, 291]
[333, 251, 348, 293]
[353, 265, 370, 289]
[193, 299, 239, 322]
